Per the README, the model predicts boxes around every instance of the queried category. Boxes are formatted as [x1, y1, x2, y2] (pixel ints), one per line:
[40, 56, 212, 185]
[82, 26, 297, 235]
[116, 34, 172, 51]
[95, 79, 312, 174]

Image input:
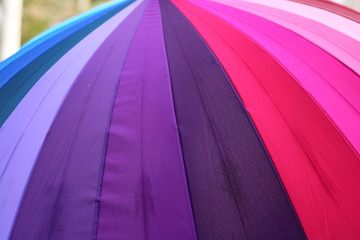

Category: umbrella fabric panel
[97, 0, 196, 239]
[10, 2, 147, 239]
[0, 2, 145, 239]
[160, 0, 306, 239]
[235, 0, 360, 42]
[194, 0, 360, 160]
[0, 0, 128, 86]
[289, 0, 360, 23]
[0, 0, 133, 127]
[211, 0, 360, 76]
[171, 0, 360, 239]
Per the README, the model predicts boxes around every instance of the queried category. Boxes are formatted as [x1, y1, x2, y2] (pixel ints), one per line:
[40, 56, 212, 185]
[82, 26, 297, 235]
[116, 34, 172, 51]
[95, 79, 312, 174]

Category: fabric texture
[1, 0, 359, 239]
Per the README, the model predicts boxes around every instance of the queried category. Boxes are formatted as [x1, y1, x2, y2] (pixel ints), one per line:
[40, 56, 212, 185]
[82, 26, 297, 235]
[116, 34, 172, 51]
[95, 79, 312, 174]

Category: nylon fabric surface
[160, 0, 306, 239]
[171, 0, 360, 239]
[97, 0, 197, 238]
[10, 2, 146, 239]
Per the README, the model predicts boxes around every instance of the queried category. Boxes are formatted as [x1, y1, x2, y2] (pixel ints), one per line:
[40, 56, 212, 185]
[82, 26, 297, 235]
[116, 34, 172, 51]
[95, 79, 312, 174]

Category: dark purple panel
[10, 2, 148, 239]
[159, 0, 307, 239]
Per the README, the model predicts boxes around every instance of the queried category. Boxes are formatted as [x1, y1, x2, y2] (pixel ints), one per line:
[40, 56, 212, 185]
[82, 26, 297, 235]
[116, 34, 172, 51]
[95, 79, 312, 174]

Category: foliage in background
[21, 0, 111, 45]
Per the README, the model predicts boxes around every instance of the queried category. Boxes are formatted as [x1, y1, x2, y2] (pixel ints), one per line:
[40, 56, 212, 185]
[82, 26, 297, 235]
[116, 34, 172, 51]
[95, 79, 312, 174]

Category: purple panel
[10, 1, 148, 239]
[160, 0, 306, 239]
[97, 0, 197, 239]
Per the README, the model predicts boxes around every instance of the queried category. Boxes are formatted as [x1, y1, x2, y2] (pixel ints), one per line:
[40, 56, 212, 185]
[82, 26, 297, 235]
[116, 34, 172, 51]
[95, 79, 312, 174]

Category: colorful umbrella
[1, 0, 360, 239]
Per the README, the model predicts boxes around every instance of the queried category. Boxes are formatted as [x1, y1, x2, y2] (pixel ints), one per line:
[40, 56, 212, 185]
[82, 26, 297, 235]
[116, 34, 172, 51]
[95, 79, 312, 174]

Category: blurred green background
[22, 0, 111, 44]
[19, 0, 360, 45]
[0, 0, 359, 60]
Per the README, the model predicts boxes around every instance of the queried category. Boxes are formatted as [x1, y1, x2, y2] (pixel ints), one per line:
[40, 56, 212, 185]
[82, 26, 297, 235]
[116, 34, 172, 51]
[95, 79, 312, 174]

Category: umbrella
[0, 0, 359, 239]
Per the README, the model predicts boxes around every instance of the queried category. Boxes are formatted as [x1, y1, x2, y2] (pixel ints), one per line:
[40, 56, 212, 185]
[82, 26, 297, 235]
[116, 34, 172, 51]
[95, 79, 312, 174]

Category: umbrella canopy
[1, 0, 360, 239]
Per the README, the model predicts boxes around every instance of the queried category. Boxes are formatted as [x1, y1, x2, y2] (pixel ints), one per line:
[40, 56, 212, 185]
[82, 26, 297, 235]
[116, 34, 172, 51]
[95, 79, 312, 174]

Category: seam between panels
[158, 1, 199, 239]
[90, 0, 151, 239]
[2, 45, 86, 240]
[170, 16, 251, 237]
